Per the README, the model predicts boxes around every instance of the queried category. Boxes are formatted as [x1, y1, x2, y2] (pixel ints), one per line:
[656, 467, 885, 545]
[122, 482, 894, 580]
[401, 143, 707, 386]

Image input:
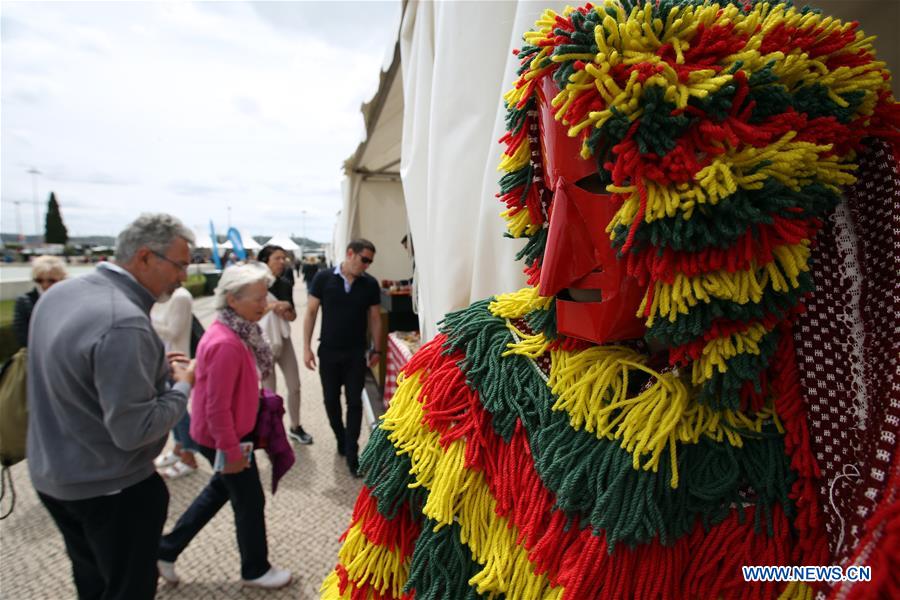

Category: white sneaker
[154, 452, 179, 469]
[157, 560, 179, 584]
[162, 460, 197, 479]
[242, 566, 292, 589]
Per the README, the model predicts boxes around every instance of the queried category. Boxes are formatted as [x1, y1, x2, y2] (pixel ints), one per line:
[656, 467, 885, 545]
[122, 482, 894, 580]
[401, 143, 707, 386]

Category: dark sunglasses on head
[360, 256, 373, 265]
[34, 278, 60, 285]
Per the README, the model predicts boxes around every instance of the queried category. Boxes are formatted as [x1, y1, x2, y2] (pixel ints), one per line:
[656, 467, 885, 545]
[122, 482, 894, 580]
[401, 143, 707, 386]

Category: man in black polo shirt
[303, 239, 382, 477]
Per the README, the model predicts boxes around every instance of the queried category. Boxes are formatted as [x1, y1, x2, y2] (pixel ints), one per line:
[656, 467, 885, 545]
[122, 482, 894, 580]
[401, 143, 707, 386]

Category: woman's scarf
[218, 307, 273, 380]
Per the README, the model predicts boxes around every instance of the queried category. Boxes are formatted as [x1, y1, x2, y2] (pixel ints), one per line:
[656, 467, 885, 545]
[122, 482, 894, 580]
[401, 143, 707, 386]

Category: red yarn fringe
[771, 324, 829, 574]
[760, 21, 861, 60]
[334, 563, 415, 600]
[409, 353, 798, 599]
[625, 216, 818, 286]
[348, 486, 422, 559]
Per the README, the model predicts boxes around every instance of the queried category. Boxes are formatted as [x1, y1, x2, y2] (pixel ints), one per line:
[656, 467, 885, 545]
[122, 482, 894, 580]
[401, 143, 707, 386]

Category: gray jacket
[27, 264, 188, 500]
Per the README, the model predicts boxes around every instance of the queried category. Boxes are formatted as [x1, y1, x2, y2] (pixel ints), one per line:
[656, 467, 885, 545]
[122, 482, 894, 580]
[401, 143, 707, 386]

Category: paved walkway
[0, 286, 369, 599]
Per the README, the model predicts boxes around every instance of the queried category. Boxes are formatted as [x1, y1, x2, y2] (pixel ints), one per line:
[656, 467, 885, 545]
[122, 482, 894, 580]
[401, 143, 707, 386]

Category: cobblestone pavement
[0, 286, 369, 599]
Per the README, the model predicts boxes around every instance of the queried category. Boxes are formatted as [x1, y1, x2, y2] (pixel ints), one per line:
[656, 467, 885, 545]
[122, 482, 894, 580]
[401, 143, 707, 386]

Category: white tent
[220, 230, 261, 251]
[338, 39, 413, 285]
[192, 228, 215, 249]
[238, 230, 262, 250]
[345, 0, 900, 342]
[337, 2, 570, 341]
[263, 233, 301, 252]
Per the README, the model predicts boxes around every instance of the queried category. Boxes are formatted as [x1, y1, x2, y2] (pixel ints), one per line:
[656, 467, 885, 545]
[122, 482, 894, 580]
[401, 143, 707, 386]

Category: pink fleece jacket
[189, 320, 260, 464]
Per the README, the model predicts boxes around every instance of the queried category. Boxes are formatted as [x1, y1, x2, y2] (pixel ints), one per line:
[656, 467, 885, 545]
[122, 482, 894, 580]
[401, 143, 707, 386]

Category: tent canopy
[337, 40, 413, 285]
[192, 228, 215, 249]
[263, 233, 301, 252]
[237, 230, 261, 250]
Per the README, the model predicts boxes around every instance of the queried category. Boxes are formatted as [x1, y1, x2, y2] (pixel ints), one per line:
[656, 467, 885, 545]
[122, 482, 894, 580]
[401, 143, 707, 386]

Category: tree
[44, 192, 68, 244]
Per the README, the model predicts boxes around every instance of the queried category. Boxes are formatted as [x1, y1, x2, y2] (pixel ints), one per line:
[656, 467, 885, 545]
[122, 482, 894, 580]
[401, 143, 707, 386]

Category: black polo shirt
[310, 267, 380, 356]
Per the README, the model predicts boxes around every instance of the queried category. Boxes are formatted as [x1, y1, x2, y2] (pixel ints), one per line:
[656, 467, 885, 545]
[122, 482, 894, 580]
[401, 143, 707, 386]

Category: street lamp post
[301, 210, 307, 256]
[13, 200, 24, 242]
[27, 168, 42, 242]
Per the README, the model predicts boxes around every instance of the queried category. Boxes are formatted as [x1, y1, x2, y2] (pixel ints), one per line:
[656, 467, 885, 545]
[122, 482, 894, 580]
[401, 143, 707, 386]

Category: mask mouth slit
[559, 288, 603, 303]
[573, 172, 610, 194]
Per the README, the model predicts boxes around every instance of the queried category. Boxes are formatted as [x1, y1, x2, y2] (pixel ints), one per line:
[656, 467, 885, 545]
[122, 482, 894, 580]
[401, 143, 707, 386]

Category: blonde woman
[13, 255, 67, 347]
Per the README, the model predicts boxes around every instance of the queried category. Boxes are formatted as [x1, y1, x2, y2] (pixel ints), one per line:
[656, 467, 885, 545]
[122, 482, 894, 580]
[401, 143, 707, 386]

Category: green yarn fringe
[611, 181, 841, 254]
[647, 271, 813, 347]
[437, 298, 795, 549]
[697, 328, 781, 409]
[360, 425, 426, 520]
[404, 518, 488, 600]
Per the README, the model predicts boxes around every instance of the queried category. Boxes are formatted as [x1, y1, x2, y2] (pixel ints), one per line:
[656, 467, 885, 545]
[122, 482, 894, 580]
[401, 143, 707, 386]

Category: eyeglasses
[34, 278, 60, 285]
[150, 250, 189, 273]
[360, 256, 373, 265]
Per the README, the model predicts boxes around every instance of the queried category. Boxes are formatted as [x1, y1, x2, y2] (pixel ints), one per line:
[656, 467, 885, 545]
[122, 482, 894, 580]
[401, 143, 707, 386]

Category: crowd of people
[18, 212, 383, 598]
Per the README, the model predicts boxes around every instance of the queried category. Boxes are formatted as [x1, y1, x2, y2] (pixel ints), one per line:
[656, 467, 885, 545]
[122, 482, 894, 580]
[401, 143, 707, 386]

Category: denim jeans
[171, 412, 199, 452]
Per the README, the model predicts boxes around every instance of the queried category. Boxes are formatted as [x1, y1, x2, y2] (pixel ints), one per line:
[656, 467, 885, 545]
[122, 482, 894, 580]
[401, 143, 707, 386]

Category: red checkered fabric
[384, 333, 416, 406]
[793, 139, 900, 585]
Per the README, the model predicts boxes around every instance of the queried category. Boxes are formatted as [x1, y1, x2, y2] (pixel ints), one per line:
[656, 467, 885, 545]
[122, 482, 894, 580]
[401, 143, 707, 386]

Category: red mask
[536, 77, 645, 344]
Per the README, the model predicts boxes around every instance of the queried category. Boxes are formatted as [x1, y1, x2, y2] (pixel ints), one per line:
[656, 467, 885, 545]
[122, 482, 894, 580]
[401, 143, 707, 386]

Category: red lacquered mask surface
[536, 77, 645, 344]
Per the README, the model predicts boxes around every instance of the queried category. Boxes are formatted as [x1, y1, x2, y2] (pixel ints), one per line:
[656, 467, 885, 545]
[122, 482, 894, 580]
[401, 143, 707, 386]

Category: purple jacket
[254, 389, 295, 494]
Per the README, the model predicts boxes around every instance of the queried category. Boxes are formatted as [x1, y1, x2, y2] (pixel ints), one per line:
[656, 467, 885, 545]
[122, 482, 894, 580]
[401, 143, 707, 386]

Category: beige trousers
[263, 336, 302, 428]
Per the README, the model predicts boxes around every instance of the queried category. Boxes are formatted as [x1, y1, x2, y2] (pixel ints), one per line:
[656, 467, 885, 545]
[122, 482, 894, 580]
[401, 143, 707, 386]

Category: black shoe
[347, 456, 361, 478]
[288, 426, 313, 445]
[336, 439, 345, 456]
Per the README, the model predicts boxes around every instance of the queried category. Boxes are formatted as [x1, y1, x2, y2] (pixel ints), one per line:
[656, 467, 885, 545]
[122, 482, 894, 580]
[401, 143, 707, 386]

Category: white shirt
[150, 287, 193, 355]
[334, 265, 352, 293]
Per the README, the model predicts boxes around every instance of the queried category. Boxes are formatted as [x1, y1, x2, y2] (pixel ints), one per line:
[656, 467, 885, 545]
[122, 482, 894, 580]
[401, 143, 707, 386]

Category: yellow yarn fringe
[607, 133, 857, 232]
[524, 2, 893, 161]
[381, 368, 564, 599]
[692, 322, 771, 386]
[500, 1, 892, 236]
[548, 344, 779, 489]
[487, 290, 780, 490]
[502, 322, 550, 360]
[338, 521, 409, 598]
[489, 286, 553, 320]
[638, 242, 810, 325]
[319, 375, 426, 599]
[501, 207, 541, 238]
[319, 570, 348, 599]
[498, 134, 531, 173]
[779, 581, 815, 600]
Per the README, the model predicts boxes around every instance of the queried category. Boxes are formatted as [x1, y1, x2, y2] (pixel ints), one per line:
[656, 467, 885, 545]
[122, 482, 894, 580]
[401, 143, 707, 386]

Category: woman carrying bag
[157, 263, 291, 589]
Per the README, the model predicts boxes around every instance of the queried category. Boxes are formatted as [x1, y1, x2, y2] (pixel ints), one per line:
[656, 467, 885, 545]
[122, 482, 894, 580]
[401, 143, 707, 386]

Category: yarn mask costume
[322, 2, 900, 599]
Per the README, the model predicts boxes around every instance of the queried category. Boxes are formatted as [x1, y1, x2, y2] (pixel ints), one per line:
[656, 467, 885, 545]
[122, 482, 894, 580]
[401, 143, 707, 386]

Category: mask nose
[539, 179, 615, 297]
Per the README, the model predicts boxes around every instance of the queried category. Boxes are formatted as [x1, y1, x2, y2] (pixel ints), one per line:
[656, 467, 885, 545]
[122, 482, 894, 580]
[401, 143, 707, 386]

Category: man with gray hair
[27, 213, 196, 600]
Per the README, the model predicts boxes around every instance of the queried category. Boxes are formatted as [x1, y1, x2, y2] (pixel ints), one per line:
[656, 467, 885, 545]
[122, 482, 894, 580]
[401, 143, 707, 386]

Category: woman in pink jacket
[157, 263, 291, 589]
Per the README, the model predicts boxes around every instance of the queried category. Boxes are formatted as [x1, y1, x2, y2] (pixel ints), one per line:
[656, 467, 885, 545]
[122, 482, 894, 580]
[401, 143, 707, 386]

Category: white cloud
[1, 0, 400, 241]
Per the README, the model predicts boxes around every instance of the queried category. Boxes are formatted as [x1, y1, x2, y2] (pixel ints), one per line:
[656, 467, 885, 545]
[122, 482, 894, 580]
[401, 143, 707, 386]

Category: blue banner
[227, 227, 246, 261]
[209, 220, 222, 270]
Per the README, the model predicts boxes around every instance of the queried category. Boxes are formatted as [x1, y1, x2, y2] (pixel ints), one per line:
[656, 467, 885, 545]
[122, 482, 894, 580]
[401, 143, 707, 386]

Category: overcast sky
[1, 1, 400, 242]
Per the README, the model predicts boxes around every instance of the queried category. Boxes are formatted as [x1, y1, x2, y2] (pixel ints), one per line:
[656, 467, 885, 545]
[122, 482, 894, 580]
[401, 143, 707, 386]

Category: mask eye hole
[574, 173, 609, 194]
[558, 288, 603, 303]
